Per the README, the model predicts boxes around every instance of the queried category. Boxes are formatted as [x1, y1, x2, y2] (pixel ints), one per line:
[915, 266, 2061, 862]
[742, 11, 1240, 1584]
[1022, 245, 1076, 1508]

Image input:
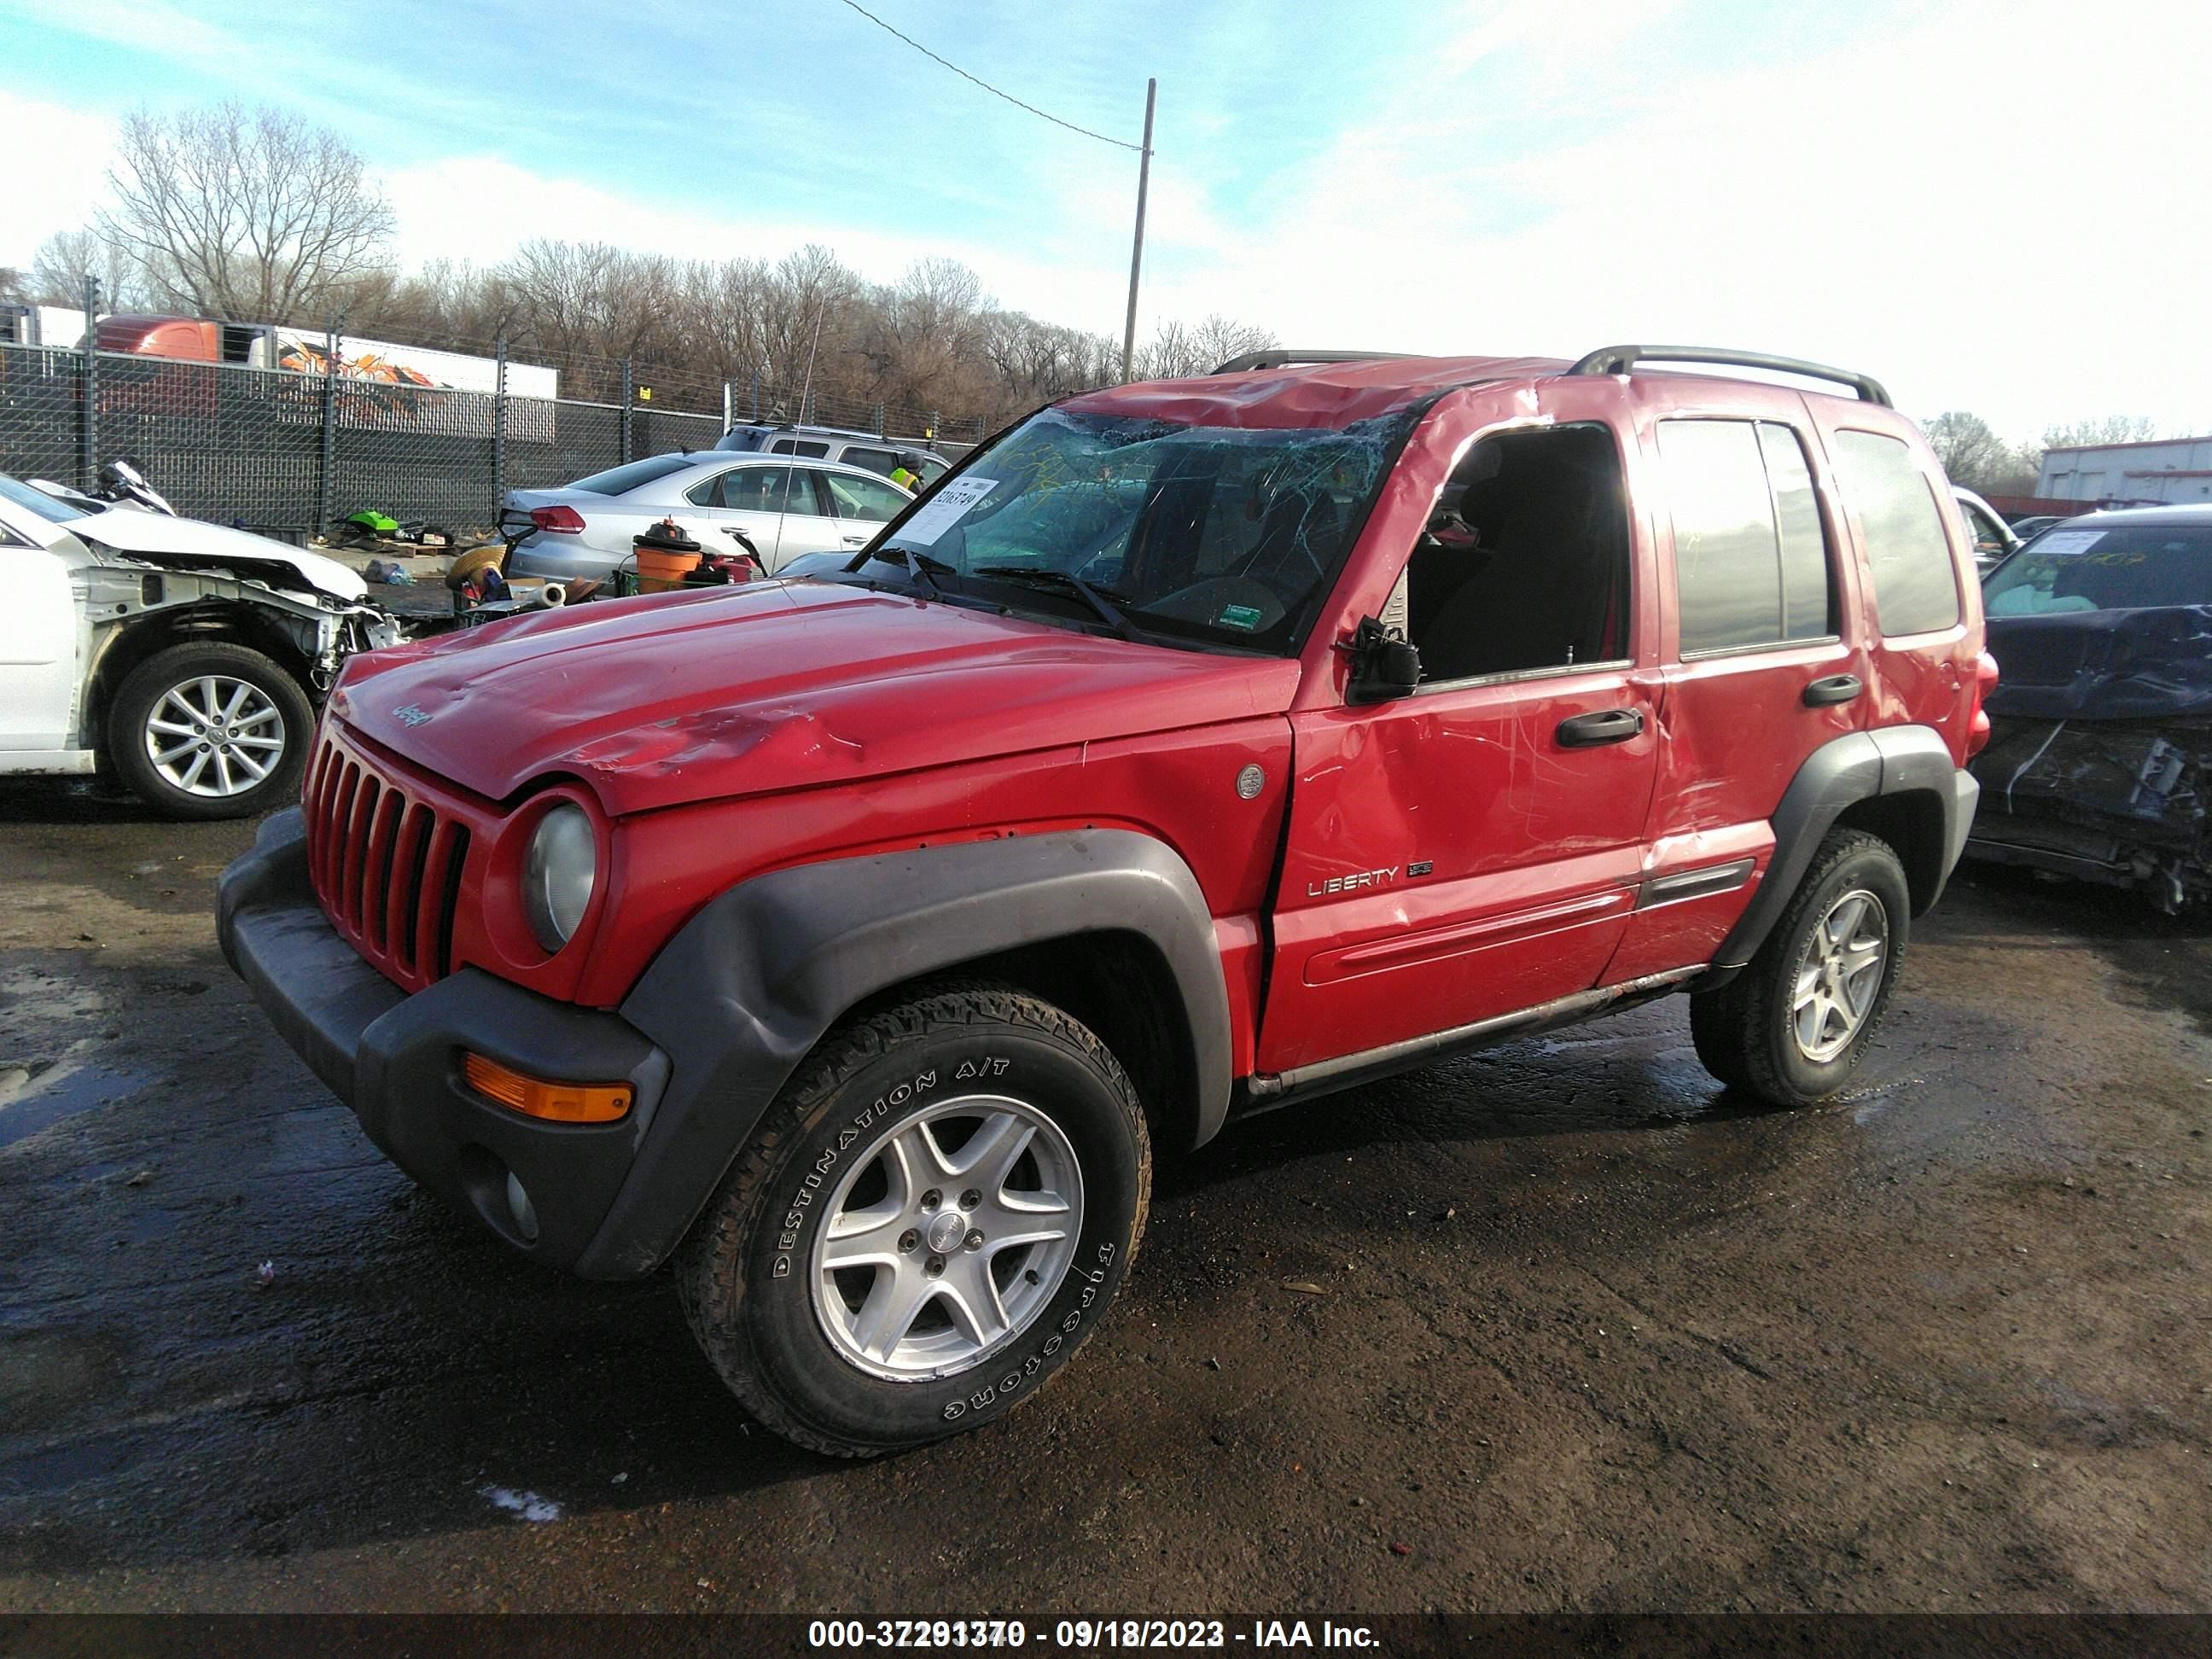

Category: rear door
[771, 471, 856, 566]
[1257, 388, 1662, 1077]
[817, 468, 911, 550]
[1813, 417, 1977, 746]
[1601, 381, 1870, 984]
[713, 463, 804, 567]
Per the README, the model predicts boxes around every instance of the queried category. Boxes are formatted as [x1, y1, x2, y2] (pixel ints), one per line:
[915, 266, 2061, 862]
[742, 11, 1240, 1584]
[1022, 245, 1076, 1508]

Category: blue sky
[6, 0, 2209, 440]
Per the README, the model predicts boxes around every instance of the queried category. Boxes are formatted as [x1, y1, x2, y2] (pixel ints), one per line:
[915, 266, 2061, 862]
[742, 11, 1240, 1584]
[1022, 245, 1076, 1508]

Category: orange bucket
[631, 518, 704, 591]
[634, 546, 701, 591]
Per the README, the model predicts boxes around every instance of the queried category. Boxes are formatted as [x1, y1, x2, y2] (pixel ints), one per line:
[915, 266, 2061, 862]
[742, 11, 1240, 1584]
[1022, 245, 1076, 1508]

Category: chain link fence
[0, 340, 994, 543]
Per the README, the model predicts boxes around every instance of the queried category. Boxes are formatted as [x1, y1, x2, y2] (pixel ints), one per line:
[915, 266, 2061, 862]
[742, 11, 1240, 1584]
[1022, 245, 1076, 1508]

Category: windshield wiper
[855, 545, 958, 598]
[969, 566, 1143, 641]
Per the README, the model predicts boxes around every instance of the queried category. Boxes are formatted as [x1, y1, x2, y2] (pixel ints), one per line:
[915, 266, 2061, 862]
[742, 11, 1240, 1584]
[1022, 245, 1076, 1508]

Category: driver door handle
[1802, 673, 1863, 707]
[1556, 707, 1644, 748]
[841, 534, 868, 545]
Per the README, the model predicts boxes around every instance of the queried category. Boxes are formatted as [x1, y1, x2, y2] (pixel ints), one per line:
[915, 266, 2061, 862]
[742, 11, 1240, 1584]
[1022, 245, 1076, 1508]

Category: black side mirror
[1341, 614, 1421, 703]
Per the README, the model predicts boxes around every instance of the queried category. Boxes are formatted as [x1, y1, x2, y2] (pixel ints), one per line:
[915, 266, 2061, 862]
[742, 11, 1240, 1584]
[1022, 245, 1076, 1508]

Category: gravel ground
[1, 781, 2206, 1615]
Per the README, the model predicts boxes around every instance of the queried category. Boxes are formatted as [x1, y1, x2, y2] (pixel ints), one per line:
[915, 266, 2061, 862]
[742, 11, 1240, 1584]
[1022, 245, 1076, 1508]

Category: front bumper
[217, 809, 672, 1274]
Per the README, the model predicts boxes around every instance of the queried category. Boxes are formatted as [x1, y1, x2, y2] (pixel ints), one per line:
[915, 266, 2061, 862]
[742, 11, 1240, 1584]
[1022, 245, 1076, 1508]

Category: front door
[0, 524, 81, 752]
[1257, 412, 1661, 1076]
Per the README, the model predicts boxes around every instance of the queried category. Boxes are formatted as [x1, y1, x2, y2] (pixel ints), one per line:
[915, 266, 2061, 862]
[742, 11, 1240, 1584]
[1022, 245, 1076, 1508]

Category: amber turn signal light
[463, 1052, 632, 1122]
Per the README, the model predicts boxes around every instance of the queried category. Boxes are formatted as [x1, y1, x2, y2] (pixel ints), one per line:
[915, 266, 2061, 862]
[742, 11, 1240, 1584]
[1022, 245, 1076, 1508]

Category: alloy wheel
[811, 1094, 1084, 1382]
[143, 675, 287, 799]
[1790, 888, 1889, 1062]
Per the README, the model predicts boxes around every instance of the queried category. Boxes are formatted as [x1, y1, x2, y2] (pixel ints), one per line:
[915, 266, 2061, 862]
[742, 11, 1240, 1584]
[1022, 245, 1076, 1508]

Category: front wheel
[677, 983, 1151, 1457]
[105, 642, 314, 820]
[1689, 829, 1911, 1106]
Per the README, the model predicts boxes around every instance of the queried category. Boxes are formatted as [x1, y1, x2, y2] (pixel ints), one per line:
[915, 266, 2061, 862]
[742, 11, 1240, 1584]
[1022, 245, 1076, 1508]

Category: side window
[684, 475, 719, 507]
[796, 470, 841, 515]
[1832, 430, 1961, 636]
[769, 438, 830, 458]
[838, 445, 898, 477]
[820, 470, 911, 522]
[1956, 495, 2010, 562]
[1402, 424, 1633, 684]
[1761, 424, 1832, 640]
[719, 465, 795, 514]
[1658, 419, 1835, 655]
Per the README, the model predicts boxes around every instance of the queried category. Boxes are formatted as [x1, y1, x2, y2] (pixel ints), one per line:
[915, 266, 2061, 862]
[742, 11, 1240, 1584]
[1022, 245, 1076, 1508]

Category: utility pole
[1119, 78, 1156, 384]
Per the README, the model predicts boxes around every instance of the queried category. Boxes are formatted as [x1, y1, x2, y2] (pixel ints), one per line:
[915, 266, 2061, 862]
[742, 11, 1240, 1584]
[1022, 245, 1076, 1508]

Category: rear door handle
[841, 534, 868, 545]
[1556, 707, 1644, 748]
[1802, 673, 1863, 707]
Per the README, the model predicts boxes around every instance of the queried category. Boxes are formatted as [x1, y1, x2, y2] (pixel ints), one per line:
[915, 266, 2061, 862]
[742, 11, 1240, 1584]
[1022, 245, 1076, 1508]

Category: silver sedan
[502, 453, 914, 581]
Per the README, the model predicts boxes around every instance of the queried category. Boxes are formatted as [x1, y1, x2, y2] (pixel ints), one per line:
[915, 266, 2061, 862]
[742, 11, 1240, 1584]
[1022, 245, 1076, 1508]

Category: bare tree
[98, 102, 393, 322]
[28, 226, 144, 309]
[1923, 411, 2016, 489]
[1189, 314, 1277, 373]
[0, 267, 22, 306]
[1133, 313, 1277, 380]
[2041, 416, 2160, 450]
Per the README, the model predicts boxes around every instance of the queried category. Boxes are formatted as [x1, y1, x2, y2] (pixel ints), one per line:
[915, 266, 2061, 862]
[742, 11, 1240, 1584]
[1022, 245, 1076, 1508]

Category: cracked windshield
[872, 407, 1408, 651]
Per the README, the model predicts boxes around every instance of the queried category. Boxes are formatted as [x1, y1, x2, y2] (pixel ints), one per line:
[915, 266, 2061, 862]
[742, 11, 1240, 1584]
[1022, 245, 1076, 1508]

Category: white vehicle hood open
[76, 506, 369, 602]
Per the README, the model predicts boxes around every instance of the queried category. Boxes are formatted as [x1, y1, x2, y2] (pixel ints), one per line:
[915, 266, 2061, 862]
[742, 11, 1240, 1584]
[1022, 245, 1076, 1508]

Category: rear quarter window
[1832, 430, 1960, 636]
[567, 454, 698, 497]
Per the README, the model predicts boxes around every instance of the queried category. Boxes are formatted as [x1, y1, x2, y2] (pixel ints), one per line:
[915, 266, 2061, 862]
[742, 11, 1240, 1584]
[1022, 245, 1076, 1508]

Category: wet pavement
[2, 778, 2207, 1613]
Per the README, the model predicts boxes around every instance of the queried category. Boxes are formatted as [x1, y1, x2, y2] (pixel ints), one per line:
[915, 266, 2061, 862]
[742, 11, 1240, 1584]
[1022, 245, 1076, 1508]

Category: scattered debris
[1389, 1541, 1412, 1557]
[611, 1472, 629, 1485]
[255, 1260, 276, 1285]
[1281, 1279, 1330, 1296]
[124, 1167, 153, 1188]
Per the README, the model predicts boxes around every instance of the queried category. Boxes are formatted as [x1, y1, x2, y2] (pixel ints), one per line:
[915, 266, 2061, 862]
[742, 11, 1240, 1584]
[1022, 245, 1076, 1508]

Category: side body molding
[1703, 725, 1979, 987]
[579, 829, 1231, 1278]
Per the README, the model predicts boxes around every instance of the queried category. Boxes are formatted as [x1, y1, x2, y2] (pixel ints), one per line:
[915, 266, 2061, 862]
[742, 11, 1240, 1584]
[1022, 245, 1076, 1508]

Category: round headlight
[523, 805, 597, 953]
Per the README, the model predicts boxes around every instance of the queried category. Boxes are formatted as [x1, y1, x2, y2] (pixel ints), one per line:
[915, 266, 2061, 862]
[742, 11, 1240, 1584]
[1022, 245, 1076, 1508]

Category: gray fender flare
[575, 829, 1231, 1278]
[1703, 725, 1979, 986]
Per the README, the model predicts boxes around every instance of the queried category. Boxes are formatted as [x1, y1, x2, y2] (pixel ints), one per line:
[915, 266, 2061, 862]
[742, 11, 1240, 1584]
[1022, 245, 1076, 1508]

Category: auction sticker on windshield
[2029, 531, 2106, 556]
[899, 477, 998, 545]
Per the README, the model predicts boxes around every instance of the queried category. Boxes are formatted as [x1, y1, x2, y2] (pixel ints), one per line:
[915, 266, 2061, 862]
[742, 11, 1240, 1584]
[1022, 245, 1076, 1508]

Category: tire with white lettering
[676, 981, 1150, 1458]
[1689, 829, 1910, 1106]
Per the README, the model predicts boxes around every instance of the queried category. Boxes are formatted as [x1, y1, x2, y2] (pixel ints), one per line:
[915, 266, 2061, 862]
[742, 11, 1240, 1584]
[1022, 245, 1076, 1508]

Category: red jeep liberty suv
[220, 345, 1995, 1456]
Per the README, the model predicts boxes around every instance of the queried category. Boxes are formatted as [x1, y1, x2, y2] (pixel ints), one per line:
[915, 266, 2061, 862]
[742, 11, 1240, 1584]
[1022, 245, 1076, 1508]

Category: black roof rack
[1210, 349, 1410, 375]
[1568, 345, 1891, 407]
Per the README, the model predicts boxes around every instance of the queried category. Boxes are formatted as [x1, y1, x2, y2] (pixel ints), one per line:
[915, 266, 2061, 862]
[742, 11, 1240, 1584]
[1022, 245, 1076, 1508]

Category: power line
[833, 0, 1145, 153]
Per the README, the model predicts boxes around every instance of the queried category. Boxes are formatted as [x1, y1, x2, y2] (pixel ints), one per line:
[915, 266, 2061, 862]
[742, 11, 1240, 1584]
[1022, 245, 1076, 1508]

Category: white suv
[713, 422, 950, 487]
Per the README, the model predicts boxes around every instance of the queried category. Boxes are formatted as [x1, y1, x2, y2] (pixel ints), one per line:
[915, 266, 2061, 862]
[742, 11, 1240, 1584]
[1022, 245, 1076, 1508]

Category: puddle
[0, 966, 108, 1026]
[0, 1064, 155, 1149]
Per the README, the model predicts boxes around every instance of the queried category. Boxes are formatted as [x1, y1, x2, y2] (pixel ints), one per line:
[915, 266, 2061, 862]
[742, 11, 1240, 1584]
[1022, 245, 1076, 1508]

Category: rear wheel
[1690, 829, 1910, 1106]
[677, 983, 1150, 1457]
[106, 642, 313, 820]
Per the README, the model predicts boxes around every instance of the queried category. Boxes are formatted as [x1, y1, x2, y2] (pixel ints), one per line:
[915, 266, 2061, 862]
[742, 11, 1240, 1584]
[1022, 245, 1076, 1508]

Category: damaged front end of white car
[1, 471, 401, 818]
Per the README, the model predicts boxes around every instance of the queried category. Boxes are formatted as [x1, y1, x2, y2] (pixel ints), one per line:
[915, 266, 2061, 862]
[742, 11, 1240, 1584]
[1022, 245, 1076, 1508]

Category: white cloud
[0, 93, 116, 266]
[1133, 0, 2212, 439]
[9, 0, 2208, 440]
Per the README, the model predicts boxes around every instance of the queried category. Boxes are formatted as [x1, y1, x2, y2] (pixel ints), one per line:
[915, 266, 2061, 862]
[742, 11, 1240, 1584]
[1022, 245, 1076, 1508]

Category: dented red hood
[329, 580, 1300, 815]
